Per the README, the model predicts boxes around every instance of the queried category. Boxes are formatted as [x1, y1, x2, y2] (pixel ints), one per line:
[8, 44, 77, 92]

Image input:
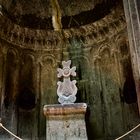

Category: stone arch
[114, 34, 129, 56]
[98, 44, 111, 58]
[92, 44, 111, 63]
[40, 54, 57, 68]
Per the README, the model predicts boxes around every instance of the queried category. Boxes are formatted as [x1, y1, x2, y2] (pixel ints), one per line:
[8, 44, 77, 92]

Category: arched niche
[88, 42, 126, 138]
[39, 54, 57, 104]
[4, 48, 19, 107]
[17, 53, 36, 110]
[17, 53, 38, 140]
[114, 35, 137, 104]
[38, 54, 57, 138]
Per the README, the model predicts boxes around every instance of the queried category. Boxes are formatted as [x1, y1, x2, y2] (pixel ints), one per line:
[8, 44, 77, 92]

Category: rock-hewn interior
[0, 0, 140, 139]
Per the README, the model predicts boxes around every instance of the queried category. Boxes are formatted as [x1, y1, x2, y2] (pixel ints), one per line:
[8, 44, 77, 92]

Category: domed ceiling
[0, 0, 118, 29]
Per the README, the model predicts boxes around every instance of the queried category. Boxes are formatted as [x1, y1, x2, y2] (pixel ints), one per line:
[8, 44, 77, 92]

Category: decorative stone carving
[0, 7, 126, 50]
[57, 60, 77, 104]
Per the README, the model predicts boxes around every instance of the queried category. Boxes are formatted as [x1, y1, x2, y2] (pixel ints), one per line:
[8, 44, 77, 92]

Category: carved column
[123, 0, 140, 113]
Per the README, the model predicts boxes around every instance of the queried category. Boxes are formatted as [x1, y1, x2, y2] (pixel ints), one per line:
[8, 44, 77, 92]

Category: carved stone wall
[0, 1, 139, 140]
[0, 39, 62, 139]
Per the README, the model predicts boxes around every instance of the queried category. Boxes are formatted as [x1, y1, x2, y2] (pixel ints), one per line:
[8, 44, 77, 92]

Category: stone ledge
[43, 103, 87, 116]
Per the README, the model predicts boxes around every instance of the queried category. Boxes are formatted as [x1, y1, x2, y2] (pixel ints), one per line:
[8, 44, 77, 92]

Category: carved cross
[57, 60, 77, 104]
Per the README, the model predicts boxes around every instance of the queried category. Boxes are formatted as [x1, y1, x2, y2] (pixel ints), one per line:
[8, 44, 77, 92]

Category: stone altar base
[43, 103, 87, 140]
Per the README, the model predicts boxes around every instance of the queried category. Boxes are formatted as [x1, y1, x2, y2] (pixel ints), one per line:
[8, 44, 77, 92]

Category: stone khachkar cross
[43, 60, 87, 140]
[57, 60, 77, 104]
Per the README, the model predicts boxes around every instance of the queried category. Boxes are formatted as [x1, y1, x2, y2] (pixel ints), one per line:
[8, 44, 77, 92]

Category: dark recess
[122, 63, 137, 104]
[17, 88, 36, 110]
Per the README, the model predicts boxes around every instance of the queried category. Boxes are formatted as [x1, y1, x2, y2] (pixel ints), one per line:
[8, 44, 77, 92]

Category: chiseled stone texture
[43, 103, 87, 140]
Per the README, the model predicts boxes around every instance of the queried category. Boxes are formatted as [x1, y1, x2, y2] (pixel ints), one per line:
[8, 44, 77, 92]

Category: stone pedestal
[43, 103, 87, 140]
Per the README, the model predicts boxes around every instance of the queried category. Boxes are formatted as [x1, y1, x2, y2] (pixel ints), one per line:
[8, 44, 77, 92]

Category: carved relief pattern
[0, 6, 126, 50]
[57, 60, 77, 104]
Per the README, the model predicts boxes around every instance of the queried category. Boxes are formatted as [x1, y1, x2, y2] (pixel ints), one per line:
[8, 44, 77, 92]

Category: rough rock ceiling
[0, 6, 125, 50]
[0, 0, 119, 29]
[0, 0, 125, 51]
[1, 0, 116, 17]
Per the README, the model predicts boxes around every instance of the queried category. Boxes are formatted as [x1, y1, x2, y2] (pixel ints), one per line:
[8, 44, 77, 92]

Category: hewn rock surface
[0, 0, 139, 140]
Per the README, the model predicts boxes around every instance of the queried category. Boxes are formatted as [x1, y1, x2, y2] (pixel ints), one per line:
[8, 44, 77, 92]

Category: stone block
[43, 103, 87, 140]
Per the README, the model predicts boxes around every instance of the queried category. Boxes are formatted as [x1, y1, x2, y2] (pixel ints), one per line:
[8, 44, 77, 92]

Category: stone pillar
[43, 103, 87, 140]
[123, 0, 140, 113]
